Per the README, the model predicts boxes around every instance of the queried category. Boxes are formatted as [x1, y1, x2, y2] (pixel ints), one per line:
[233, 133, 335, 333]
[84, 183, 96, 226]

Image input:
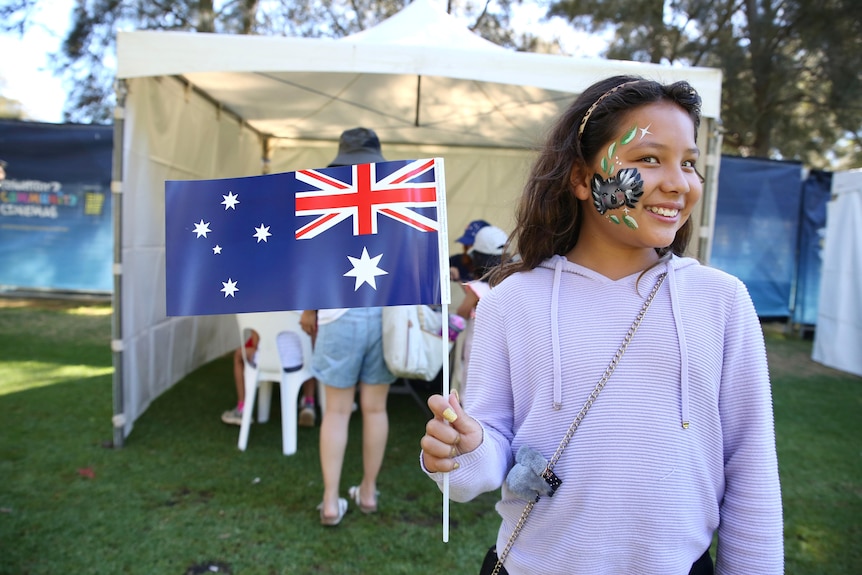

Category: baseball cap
[472, 225, 507, 256]
[456, 219, 490, 246]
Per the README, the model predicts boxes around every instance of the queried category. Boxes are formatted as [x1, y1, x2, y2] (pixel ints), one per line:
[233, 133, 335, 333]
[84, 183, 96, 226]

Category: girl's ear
[569, 163, 592, 201]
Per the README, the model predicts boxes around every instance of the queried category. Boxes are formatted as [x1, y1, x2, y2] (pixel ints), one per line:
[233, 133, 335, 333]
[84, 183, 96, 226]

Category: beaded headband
[577, 80, 641, 139]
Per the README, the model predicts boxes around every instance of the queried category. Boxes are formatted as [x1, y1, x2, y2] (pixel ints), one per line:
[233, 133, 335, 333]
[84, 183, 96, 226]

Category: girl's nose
[658, 165, 693, 194]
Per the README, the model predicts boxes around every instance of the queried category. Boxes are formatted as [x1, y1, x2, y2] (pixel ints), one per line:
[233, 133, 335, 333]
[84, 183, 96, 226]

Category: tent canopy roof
[116, 0, 721, 149]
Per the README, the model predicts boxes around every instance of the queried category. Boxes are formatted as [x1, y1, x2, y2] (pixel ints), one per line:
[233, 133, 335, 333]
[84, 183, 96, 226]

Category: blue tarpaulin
[711, 156, 803, 317]
[793, 170, 832, 326]
[0, 120, 113, 293]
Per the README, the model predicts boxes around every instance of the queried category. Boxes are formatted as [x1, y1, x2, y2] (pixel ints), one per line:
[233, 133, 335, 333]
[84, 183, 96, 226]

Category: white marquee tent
[111, 0, 724, 444]
[812, 169, 862, 377]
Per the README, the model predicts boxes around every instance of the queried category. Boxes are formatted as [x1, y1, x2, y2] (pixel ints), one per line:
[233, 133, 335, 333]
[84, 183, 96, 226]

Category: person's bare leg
[299, 377, 317, 427]
[319, 384, 355, 519]
[232, 347, 245, 406]
[302, 378, 316, 402]
[357, 382, 390, 508]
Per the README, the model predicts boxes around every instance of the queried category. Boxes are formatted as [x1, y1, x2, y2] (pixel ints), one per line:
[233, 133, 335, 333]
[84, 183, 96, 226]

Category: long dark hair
[490, 76, 702, 286]
[471, 251, 503, 282]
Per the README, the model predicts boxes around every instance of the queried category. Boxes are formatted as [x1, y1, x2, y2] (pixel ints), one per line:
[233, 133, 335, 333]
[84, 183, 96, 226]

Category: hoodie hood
[540, 254, 696, 428]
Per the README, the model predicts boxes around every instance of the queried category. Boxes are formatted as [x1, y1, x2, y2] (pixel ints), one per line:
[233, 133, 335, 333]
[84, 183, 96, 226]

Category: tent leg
[111, 80, 128, 449]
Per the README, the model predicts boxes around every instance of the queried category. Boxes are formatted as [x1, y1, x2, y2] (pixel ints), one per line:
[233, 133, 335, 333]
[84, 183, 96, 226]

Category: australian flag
[165, 158, 445, 316]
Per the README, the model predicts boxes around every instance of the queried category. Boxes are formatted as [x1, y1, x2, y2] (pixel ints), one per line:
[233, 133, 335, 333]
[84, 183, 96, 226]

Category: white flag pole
[434, 158, 452, 543]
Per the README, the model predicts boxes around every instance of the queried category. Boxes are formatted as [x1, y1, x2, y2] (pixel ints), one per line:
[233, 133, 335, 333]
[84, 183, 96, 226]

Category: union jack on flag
[295, 159, 439, 239]
[165, 158, 447, 316]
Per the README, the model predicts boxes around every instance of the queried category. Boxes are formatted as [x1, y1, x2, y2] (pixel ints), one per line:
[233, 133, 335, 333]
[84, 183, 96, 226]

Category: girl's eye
[640, 156, 659, 164]
[682, 160, 697, 169]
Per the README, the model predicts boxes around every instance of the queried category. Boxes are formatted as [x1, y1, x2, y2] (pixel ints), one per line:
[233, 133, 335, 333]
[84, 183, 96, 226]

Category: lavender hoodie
[425, 255, 783, 574]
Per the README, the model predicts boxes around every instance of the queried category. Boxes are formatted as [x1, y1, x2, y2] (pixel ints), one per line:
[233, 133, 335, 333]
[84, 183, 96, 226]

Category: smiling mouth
[646, 206, 679, 217]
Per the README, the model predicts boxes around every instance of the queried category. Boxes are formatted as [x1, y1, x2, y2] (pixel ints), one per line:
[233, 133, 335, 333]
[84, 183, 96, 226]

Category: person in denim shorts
[300, 128, 397, 526]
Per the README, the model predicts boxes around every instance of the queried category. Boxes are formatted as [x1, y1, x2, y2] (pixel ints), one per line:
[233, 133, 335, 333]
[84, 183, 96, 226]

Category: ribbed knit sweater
[425, 255, 783, 574]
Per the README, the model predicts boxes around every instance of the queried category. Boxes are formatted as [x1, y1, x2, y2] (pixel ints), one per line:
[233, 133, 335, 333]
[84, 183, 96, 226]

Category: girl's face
[572, 101, 703, 254]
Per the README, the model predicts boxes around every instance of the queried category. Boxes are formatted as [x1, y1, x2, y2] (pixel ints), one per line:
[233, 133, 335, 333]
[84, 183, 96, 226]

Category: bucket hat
[328, 127, 386, 167]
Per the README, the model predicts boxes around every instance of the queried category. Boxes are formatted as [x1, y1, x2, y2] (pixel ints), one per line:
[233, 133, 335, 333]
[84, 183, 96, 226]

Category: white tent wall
[812, 169, 862, 377]
[113, 0, 724, 443]
[115, 76, 263, 439]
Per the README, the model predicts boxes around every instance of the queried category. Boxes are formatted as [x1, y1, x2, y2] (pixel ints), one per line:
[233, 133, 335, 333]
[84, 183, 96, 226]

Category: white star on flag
[221, 191, 239, 210]
[193, 219, 211, 238]
[253, 224, 272, 243]
[213, 245, 222, 254]
[221, 278, 238, 297]
[343, 247, 388, 291]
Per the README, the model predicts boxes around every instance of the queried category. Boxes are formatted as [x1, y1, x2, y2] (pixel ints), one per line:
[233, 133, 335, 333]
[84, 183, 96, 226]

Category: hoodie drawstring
[666, 261, 690, 429]
[551, 257, 564, 410]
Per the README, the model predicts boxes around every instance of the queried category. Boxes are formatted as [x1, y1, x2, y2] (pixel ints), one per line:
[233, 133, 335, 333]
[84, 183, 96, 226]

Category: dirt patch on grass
[0, 295, 111, 311]
[0, 296, 113, 346]
[763, 324, 859, 381]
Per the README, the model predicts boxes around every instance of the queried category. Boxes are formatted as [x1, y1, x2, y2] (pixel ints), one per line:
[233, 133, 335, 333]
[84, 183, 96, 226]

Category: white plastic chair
[235, 311, 323, 456]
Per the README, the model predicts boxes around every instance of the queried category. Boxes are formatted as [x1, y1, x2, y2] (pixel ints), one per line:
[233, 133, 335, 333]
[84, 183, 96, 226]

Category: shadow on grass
[1, 352, 499, 575]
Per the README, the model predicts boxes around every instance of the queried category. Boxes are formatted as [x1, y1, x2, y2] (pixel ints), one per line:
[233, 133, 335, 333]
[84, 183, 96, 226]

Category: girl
[420, 76, 783, 574]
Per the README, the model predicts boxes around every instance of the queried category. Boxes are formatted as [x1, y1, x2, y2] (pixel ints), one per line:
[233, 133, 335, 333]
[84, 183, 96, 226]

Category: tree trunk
[198, 0, 214, 33]
[241, 0, 259, 34]
[648, 1, 665, 64]
[745, 0, 774, 156]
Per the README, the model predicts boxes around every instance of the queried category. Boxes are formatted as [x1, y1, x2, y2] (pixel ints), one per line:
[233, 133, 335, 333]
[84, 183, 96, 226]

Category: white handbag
[381, 305, 445, 381]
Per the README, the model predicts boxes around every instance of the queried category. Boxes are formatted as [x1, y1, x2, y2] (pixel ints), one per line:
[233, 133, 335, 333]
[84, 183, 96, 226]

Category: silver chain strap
[491, 272, 667, 575]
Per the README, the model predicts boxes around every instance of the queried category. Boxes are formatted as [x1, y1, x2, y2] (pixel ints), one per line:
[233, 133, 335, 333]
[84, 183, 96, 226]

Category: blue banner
[0, 120, 113, 293]
[166, 159, 443, 316]
[711, 156, 803, 317]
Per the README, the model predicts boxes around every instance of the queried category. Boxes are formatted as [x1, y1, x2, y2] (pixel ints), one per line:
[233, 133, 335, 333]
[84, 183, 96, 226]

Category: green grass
[0, 301, 860, 574]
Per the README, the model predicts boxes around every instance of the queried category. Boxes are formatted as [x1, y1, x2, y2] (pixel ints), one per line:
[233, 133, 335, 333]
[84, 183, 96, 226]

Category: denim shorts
[311, 307, 396, 389]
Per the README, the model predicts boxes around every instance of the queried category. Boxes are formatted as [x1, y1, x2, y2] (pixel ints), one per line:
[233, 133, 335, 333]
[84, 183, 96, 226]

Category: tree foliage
[2, 0, 859, 167]
[0, 79, 27, 119]
[0, 0, 531, 124]
[548, 0, 862, 168]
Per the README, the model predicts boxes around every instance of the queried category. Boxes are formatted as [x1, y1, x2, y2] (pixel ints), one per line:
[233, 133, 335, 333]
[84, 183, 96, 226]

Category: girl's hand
[420, 392, 482, 473]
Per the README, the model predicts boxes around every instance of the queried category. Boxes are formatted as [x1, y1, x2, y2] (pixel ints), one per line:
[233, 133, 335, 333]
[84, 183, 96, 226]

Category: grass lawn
[0, 299, 860, 574]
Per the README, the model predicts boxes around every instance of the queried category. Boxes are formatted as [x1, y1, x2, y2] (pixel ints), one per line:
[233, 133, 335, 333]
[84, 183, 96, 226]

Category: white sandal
[348, 485, 379, 514]
[317, 497, 348, 526]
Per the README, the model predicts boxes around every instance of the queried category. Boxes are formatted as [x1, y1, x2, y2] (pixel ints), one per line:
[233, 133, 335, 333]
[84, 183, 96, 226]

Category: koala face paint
[590, 168, 644, 228]
[590, 124, 644, 229]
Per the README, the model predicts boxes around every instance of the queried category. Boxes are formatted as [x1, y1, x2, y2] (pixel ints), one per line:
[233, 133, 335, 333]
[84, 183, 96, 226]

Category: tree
[547, 0, 862, 169]
[0, 89, 26, 120]
[0, 0, 533, 125]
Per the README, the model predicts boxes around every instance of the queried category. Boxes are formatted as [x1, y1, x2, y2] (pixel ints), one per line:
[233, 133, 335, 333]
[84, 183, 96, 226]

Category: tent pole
[110, 80, 129, 448]
[697, 117, 722, 265]
[414, 75, 422, 127]
[262, 135, 273, 175]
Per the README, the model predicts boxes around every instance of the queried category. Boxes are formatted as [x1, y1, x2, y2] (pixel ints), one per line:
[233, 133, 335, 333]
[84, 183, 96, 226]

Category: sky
[0, 1, 604, 124]
[0, 0, 74, 122]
